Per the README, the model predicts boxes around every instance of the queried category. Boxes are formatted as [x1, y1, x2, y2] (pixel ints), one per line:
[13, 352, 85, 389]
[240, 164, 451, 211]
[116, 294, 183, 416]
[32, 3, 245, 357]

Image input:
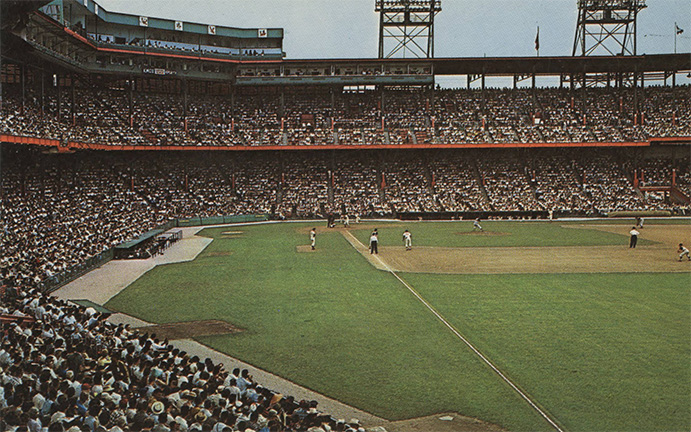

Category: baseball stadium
[0, 1, 690, 431]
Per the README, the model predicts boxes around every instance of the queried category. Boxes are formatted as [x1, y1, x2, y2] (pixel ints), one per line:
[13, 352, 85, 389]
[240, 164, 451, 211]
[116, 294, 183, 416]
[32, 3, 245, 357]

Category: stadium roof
[2, 2, 689, 82]
[276, 54, 690, 76]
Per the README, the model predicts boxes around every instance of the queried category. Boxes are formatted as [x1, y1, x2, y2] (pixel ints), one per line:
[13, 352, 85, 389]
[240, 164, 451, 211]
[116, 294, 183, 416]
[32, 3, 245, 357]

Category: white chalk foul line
[342, 230, 565, 432]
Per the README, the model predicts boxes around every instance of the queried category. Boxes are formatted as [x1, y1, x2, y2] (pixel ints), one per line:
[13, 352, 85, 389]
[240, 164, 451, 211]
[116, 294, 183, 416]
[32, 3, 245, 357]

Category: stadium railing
[41, 249, 115, 293]
[177, 213, 270, 227]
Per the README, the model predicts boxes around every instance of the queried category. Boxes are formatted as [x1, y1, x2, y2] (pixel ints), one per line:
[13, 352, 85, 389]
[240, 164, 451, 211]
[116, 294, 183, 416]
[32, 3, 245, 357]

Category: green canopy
[115, 228, 165, 250]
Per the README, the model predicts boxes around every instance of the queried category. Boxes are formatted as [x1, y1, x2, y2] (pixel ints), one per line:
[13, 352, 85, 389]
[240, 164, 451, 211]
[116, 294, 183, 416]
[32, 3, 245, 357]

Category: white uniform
[403, 231, 412, 250]
[369, 233, 378, 254]
[473, 219, 483, 231]
[310, 229, 316, 249]
[679, 245, 690, 261]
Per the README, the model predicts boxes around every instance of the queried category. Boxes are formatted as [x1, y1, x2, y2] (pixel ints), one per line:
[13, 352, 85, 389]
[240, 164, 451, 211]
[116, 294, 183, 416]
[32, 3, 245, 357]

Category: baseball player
[473, 218, 483, 231]
[370, 228, 379, 254]
[343, 214, 350, 228]
[678, 243, 690, 261]
[629, 226, 639, 248]
[402, 229, 412, 251]
[310, 228, 316, 250]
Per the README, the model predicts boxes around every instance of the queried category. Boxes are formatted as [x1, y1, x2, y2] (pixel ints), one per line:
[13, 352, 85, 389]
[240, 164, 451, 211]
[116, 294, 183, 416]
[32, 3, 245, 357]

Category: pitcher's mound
[297, 245, 317, 253]
[456, 231, 509, 236]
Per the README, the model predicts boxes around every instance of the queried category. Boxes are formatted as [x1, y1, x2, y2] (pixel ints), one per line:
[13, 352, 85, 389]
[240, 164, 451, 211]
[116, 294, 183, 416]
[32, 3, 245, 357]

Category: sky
[96, 0, 691, 87]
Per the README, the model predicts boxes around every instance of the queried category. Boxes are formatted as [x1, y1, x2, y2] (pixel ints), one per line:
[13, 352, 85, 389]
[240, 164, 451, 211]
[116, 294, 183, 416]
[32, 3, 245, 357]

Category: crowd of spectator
[2, 146, 688, 294]
[428, 153, 488, 212]
[0, 143, 688, 432]
[0, 287, 364, 431]
[2, 83, 689, 149]
[477, 159, 541, 211]
[381, 156, 436, 213]
[331, 154, 387, 218]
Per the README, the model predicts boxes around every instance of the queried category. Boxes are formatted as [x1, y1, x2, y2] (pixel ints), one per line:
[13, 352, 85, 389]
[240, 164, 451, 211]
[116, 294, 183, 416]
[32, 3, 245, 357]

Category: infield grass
[106, 220, 691, 432]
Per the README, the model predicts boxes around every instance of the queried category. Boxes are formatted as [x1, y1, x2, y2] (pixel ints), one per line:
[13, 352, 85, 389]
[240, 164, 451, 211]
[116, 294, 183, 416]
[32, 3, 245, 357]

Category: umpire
[629, 226, 640, 248]
[370, 228, 379, 254]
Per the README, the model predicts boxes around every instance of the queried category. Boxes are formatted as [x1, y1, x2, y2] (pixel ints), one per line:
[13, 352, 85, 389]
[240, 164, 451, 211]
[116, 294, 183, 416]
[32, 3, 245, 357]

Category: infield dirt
[343, 224, 691, 274]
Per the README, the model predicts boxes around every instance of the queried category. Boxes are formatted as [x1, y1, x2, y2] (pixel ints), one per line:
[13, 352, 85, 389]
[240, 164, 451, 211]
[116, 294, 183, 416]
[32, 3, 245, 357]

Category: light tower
[375, 0, 441, 59]
[572, 0, 647, 57]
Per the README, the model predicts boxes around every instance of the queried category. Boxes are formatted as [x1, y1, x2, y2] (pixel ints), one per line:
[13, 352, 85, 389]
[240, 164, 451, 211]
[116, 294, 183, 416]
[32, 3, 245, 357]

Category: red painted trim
[638, 186, 671, 191]
[34, 12, 282, 66]
[59, 25, 279, 65]
[649, 136, 691, 143]
[62, 140, 653, 151]
[0, 134, 660, 151]
[0, 135, 61, 147]
[64, 28, 96, 48]
[69, 40, 284, 65]
[98, 46, 203, 61]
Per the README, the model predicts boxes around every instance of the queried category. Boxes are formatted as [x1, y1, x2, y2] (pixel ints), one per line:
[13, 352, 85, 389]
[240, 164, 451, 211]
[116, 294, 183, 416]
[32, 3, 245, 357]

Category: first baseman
[403, 229, 412, 251]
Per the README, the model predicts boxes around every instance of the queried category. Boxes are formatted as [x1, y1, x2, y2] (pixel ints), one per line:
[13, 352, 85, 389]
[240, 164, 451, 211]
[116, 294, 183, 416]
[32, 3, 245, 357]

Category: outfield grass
[405, 272, 691, 432]
[106, 221, 691, 432]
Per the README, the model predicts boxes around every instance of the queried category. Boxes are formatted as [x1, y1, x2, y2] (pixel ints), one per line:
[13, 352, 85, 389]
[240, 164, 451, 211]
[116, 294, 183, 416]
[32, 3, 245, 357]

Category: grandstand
[1, 1, 690, 431]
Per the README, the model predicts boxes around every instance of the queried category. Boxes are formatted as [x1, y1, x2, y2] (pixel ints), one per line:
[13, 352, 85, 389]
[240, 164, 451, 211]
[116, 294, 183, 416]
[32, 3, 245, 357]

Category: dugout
[114, 228, 166, 259]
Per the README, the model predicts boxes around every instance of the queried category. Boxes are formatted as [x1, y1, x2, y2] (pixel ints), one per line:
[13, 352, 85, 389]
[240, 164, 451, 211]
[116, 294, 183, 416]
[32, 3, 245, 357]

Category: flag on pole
[535, 26, 540, 52]
[676, 24, 684, 35]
